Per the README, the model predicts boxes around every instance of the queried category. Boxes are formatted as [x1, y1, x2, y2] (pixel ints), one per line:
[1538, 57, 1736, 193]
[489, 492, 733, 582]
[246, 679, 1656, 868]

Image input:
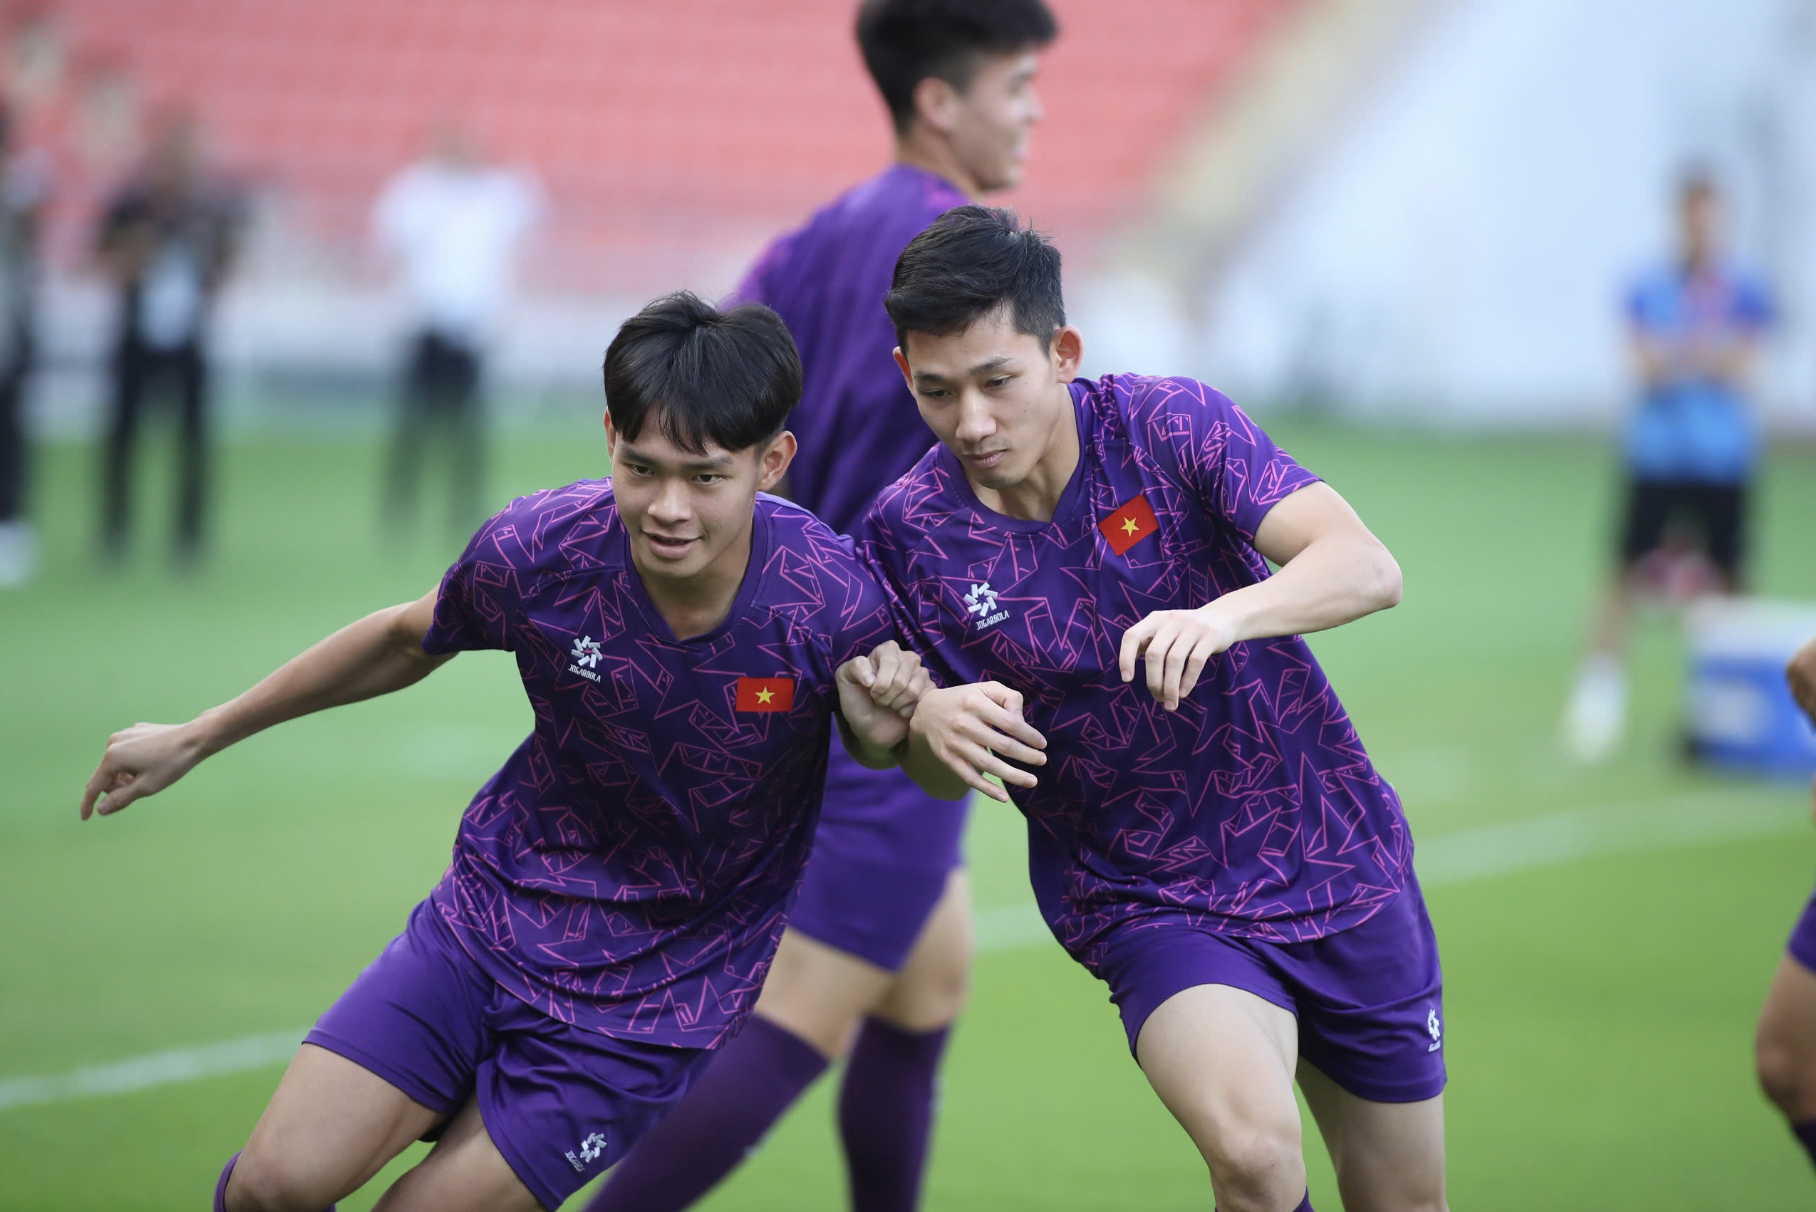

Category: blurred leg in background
[173, 338, 210, 567]
[0, 357, 30, 587]
[385, 329, 483, 536]
[100, 336, 150, 566]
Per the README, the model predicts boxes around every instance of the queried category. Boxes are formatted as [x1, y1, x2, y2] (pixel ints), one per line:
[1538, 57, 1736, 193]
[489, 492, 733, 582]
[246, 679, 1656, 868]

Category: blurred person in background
[1756, 634, 1816, 1176]
[94, 112, 243, 570]
[589, 3, 1055, 1211]
[0, 99, 48, 587]
[371, 121, 540, 538]
[1562, 170, 1773, 762]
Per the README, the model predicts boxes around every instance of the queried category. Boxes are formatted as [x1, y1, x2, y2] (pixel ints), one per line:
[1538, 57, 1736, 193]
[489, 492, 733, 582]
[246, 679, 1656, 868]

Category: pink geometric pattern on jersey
[424, 483, 894, 1046]
[859, 376, 1411, 967]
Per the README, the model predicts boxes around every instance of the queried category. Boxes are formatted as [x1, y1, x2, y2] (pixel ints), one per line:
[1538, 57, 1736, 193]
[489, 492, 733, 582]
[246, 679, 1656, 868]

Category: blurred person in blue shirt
[1564, 170, 1774, 762]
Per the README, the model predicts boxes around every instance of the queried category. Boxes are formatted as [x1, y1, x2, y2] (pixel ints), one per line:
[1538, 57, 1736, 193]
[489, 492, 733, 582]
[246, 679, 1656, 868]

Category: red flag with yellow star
[736, 676, 795, 712]
[1099, 493, 1159, 556]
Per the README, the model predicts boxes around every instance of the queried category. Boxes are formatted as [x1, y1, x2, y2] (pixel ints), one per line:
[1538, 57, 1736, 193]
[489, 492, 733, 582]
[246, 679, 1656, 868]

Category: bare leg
[369, 1094, 541, 1212]
[871, 869, 973, 1033]
[1297, 1062, 1447, 1212]
[1756, 954, 1816, 1124]
[1136, 984, 1306, 1212]
[227, 1043, 444, 1212]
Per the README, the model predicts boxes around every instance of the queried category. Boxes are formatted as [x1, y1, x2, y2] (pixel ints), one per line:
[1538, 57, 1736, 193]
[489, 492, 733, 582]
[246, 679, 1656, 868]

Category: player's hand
[836, 642, 930, 752]
[1118, 605, 1237, 711]
[79, 721, 207, 820]
[909, 682, 1046, 803]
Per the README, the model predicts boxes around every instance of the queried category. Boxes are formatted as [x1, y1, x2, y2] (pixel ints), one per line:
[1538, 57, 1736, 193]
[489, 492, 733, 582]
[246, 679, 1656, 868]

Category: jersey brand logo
[965, 581, 1010, 632]
[1427, 1006, 1442, 1052]
[568, 636, 603, 683]
[736, 676, 795, 712]
[565, 1130, 608, 1172]
[1099, 492, 1159, 556]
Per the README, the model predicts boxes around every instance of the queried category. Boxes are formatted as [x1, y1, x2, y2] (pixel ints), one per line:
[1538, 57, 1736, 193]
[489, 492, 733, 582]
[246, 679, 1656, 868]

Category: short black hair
[885, 204, 1065, 352]
[602, 291, 802, 456]
[856, 0, 1058, 137]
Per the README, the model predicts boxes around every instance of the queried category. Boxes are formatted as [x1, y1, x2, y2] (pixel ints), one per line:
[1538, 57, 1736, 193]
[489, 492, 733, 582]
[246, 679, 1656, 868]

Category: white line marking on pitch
[3, 788, 1806, 1114]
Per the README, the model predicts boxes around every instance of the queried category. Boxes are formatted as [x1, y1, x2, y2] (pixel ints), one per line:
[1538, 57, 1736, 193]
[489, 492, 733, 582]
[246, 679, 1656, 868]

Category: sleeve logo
[1098, 493, 1159, 556]
[736, 676, 796, 712]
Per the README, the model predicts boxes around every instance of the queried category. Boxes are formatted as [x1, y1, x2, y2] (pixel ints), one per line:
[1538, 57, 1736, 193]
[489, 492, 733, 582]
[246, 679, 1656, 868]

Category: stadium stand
[31, 0, 1295, 291]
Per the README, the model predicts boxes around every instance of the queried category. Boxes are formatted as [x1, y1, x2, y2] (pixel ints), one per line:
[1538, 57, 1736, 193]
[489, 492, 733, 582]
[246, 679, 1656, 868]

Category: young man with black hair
[590, 5, 1055, 1212]
[77, 292, 932, 1212]
[863, 206, 1448, 1212]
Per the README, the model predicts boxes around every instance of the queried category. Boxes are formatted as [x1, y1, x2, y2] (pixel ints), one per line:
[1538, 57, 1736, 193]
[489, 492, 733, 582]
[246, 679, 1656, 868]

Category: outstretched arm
[1119, 482, 1402, 710]
[80, 586, 449, 819]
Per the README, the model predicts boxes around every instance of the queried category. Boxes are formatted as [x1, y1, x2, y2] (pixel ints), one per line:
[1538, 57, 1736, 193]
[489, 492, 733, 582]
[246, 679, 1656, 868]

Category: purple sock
[213, 1153, 239, 1212]
[1795, 1119, 1816, 1170]
[1214, 1196, 1312, 1212]
[588, 1015, 828, 1212]
[835, 1018, 952, 1212]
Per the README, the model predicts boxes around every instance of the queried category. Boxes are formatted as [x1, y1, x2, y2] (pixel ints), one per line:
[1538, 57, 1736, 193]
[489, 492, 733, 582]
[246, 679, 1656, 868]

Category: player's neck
[893, 134, 980, 200]
[968, 383, 1080, 523]
[633, 527, 753, 641]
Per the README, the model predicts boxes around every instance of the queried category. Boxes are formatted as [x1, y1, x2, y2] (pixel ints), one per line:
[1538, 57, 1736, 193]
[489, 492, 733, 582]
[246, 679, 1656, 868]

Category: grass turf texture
[3, 418, 1814, 1210]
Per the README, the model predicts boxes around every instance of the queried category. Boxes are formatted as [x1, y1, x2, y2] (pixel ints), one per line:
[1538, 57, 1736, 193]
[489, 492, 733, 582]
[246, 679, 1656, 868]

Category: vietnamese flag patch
[1098, 492, 1159, 556]
[736, 677, 796, 712]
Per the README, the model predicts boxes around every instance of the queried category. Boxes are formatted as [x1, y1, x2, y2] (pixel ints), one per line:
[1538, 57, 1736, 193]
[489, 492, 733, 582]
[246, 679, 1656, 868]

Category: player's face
[895, 305, 1083, 493]
[605, 417, 795, 585]
[949, 50, 1044, 192]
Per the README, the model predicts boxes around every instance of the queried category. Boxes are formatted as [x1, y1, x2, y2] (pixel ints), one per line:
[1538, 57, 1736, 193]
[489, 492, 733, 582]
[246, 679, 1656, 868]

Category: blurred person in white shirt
[372, 122, 541, 535]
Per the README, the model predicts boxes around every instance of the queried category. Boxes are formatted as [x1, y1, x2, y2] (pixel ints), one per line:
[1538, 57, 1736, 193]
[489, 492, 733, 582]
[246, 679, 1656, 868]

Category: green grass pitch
[3, 414, 1815, 1209]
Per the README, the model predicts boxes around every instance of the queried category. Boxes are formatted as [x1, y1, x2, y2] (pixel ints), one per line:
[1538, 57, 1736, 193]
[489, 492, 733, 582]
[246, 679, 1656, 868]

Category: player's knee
[1198, 1120, 1303, 1206]
[1755, 1027, 1816, 1118]
[229, 1145, 335, 1212]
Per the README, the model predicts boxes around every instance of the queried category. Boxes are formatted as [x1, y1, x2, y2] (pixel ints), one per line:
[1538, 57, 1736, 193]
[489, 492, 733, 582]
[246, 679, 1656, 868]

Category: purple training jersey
[859, 375, 1413, 964]
[735, 162, 965, 537]
[422, 483, 895, 1047]
[735, 162, 971, 884]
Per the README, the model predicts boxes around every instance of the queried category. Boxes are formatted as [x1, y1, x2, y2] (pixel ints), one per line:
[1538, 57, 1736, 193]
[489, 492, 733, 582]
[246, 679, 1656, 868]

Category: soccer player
[1756, 633, 1816, 1175]
[76, 292, 931, 1212]
[590, 5, 1054, 1211]
[1562, 170, 1774, 762]
[862, 207, 1446, 1212]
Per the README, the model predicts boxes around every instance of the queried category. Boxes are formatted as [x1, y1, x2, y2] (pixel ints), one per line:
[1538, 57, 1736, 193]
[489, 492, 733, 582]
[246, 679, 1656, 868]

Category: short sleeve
[826, 537, 899, 669]
[1138, 378, 1322, 544]
[854, 506, 949, 686]
[424, 507, 527, 654]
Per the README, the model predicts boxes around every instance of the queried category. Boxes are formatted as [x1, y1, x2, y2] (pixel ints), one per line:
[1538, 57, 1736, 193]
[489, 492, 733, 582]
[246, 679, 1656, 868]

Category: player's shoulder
[467, 479, 619, 573]
[822, 164, 964, 237]
[1080, 372, 1240, 433]
[861, 443, 954, 541]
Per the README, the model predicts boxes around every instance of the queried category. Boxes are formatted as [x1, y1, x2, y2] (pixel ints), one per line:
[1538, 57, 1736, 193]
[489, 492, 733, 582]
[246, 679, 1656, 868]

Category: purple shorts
[1089, 875, 1446, 1104]
[788, 749, 968, 971]
[305, 900, 712, 1211]
[1788, 882, 1816, 972]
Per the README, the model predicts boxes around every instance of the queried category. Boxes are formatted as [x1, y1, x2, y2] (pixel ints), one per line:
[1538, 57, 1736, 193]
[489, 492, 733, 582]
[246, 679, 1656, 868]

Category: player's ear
[603, 410, 620, 458]
[911, 75, 961, 137]
[1049, 325, 1083, 381]
[755, 430, 796, 493]
[893, 347, 914, 392]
